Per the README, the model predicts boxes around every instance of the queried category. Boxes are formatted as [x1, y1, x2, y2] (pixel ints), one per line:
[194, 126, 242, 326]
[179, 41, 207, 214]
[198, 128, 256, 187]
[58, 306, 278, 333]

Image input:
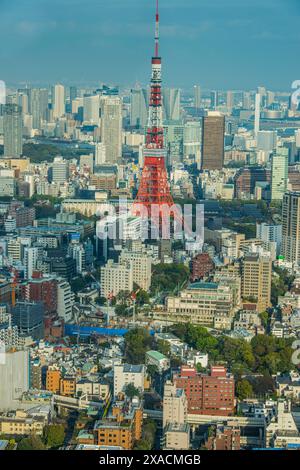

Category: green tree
[124, 383, 140, 399]
[18, 434, 46, 450]
[236, 379, 253, 400]
[124, 328, 153, 364]
[157, 339, 171, 356]
[43, 424, 65, 449]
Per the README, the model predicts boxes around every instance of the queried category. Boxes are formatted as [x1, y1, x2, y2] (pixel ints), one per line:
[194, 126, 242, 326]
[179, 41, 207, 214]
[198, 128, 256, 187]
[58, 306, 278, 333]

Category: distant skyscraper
[226, 91, 234, 112]
[100, 96, 122, 163]
[242, 92, 251, 110]
[3, 103, 23, 158]
[130, 88, 148, 128]
[52, 84, 65, 119]
[164, 122, 184, 165]
[254, 93, 261, 135]
[194, 85, 201, 109]
[267, 91, 275, 107]
[281, 191, 300, 265]
[257, 130, 277, 152]
[69, 86, 77, 103]
[83, 94, 100, 124]
[162, 88, 180, 121]
[210, 91, 218, 110]
[201, 112, 225, 170]
[184, 121, 201, 167]
[29, 88, 48, 129]
[271, 147, 288, 201]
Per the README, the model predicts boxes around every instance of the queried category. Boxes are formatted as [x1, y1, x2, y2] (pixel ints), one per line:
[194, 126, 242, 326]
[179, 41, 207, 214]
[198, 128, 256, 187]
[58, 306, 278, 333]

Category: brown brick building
[174, 366, 235, 416]
[191, 253, 214, 282]
[205, 422, 240, 450]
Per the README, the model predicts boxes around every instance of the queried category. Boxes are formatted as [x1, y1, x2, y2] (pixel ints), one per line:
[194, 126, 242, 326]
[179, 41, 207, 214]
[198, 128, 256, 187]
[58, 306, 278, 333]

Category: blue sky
[0, 0, 299, 90]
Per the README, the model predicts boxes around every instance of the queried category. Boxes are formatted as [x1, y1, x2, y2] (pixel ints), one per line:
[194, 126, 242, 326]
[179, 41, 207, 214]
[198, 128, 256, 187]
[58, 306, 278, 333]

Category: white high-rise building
[254, 93, 261, 136]
[57, 280, 75, 322]
[119, 249, 152, 291]
[83, 94, 100, 124]
[52, 84, 65, 119]
[95, 142, 106, 165]
[271, 147, 288, 201]
[113, 364, 145, 397]
[130, 88, 148, 128]
[100, 96, 122, 163]
[100, 259, 133, 297]
[163, 88, 181, 121]
[24, 246, 39, 279]
[163, 381, 187, 428]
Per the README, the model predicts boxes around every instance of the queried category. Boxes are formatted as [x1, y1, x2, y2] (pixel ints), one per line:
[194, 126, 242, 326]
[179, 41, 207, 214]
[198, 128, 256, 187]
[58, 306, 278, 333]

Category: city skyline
[1, 0, 299, 89]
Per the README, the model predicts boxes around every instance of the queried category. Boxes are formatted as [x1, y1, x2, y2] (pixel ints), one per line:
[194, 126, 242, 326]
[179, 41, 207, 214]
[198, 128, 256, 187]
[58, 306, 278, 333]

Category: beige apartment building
[119, 250, 152, 291]
[163, 381, 187, 428]
[100, 260, 133, 298]
[166, 281, 236, 328]
[242, 254, 272, 313]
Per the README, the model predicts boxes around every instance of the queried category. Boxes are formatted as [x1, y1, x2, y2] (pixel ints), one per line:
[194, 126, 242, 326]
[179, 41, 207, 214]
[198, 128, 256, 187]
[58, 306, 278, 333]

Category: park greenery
[170, 323, 294, 377]
[150, 263, 190, 295]
[134, 419, 157, 450]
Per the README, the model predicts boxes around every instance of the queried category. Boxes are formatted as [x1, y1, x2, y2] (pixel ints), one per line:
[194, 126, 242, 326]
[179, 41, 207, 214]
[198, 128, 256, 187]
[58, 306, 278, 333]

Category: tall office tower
[242, 254, 272, 313]
[95, 142, 106, 165]
[254, 93, 261, 135]
[184, 121, 201, 166]
[210, 90, 218, 110]
[100, 96, 122, 163]
[295, 129, 300, 148]
[226, 91, 234, 112]
[257, 130, 277, 152]
[16, 91, 29, 114]
[271, 147, 288, 201]
[194, 85, 201, 109]
[162, 88, 181, 121]
[281, 191, 300, 265]
[267, 91, 275, 107]
[3, 103, 23, 158]
[12, 301, 44, 341]
[164, 122, 184, 165]
[51, 156, 69, 183]
[201, 111, 225, 170]
[134, 1, 175, 216]
[130, 88, 148, 128]
[29, 88, 48, 129]
[52, 84, 65, 119]
[83, 94, 100, 124]
[70, 86, 78, 103]
[242, 91, 251, 110]
[257, 86, 267, 107]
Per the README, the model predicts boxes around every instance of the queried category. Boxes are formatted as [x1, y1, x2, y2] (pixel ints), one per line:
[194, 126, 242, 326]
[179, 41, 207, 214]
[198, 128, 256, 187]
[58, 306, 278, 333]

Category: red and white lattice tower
[133, 0, 175, 215]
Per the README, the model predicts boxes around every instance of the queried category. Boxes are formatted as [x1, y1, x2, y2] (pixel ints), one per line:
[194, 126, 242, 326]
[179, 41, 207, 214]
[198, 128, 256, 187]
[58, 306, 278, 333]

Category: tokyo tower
[133, 0, 175, 216]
